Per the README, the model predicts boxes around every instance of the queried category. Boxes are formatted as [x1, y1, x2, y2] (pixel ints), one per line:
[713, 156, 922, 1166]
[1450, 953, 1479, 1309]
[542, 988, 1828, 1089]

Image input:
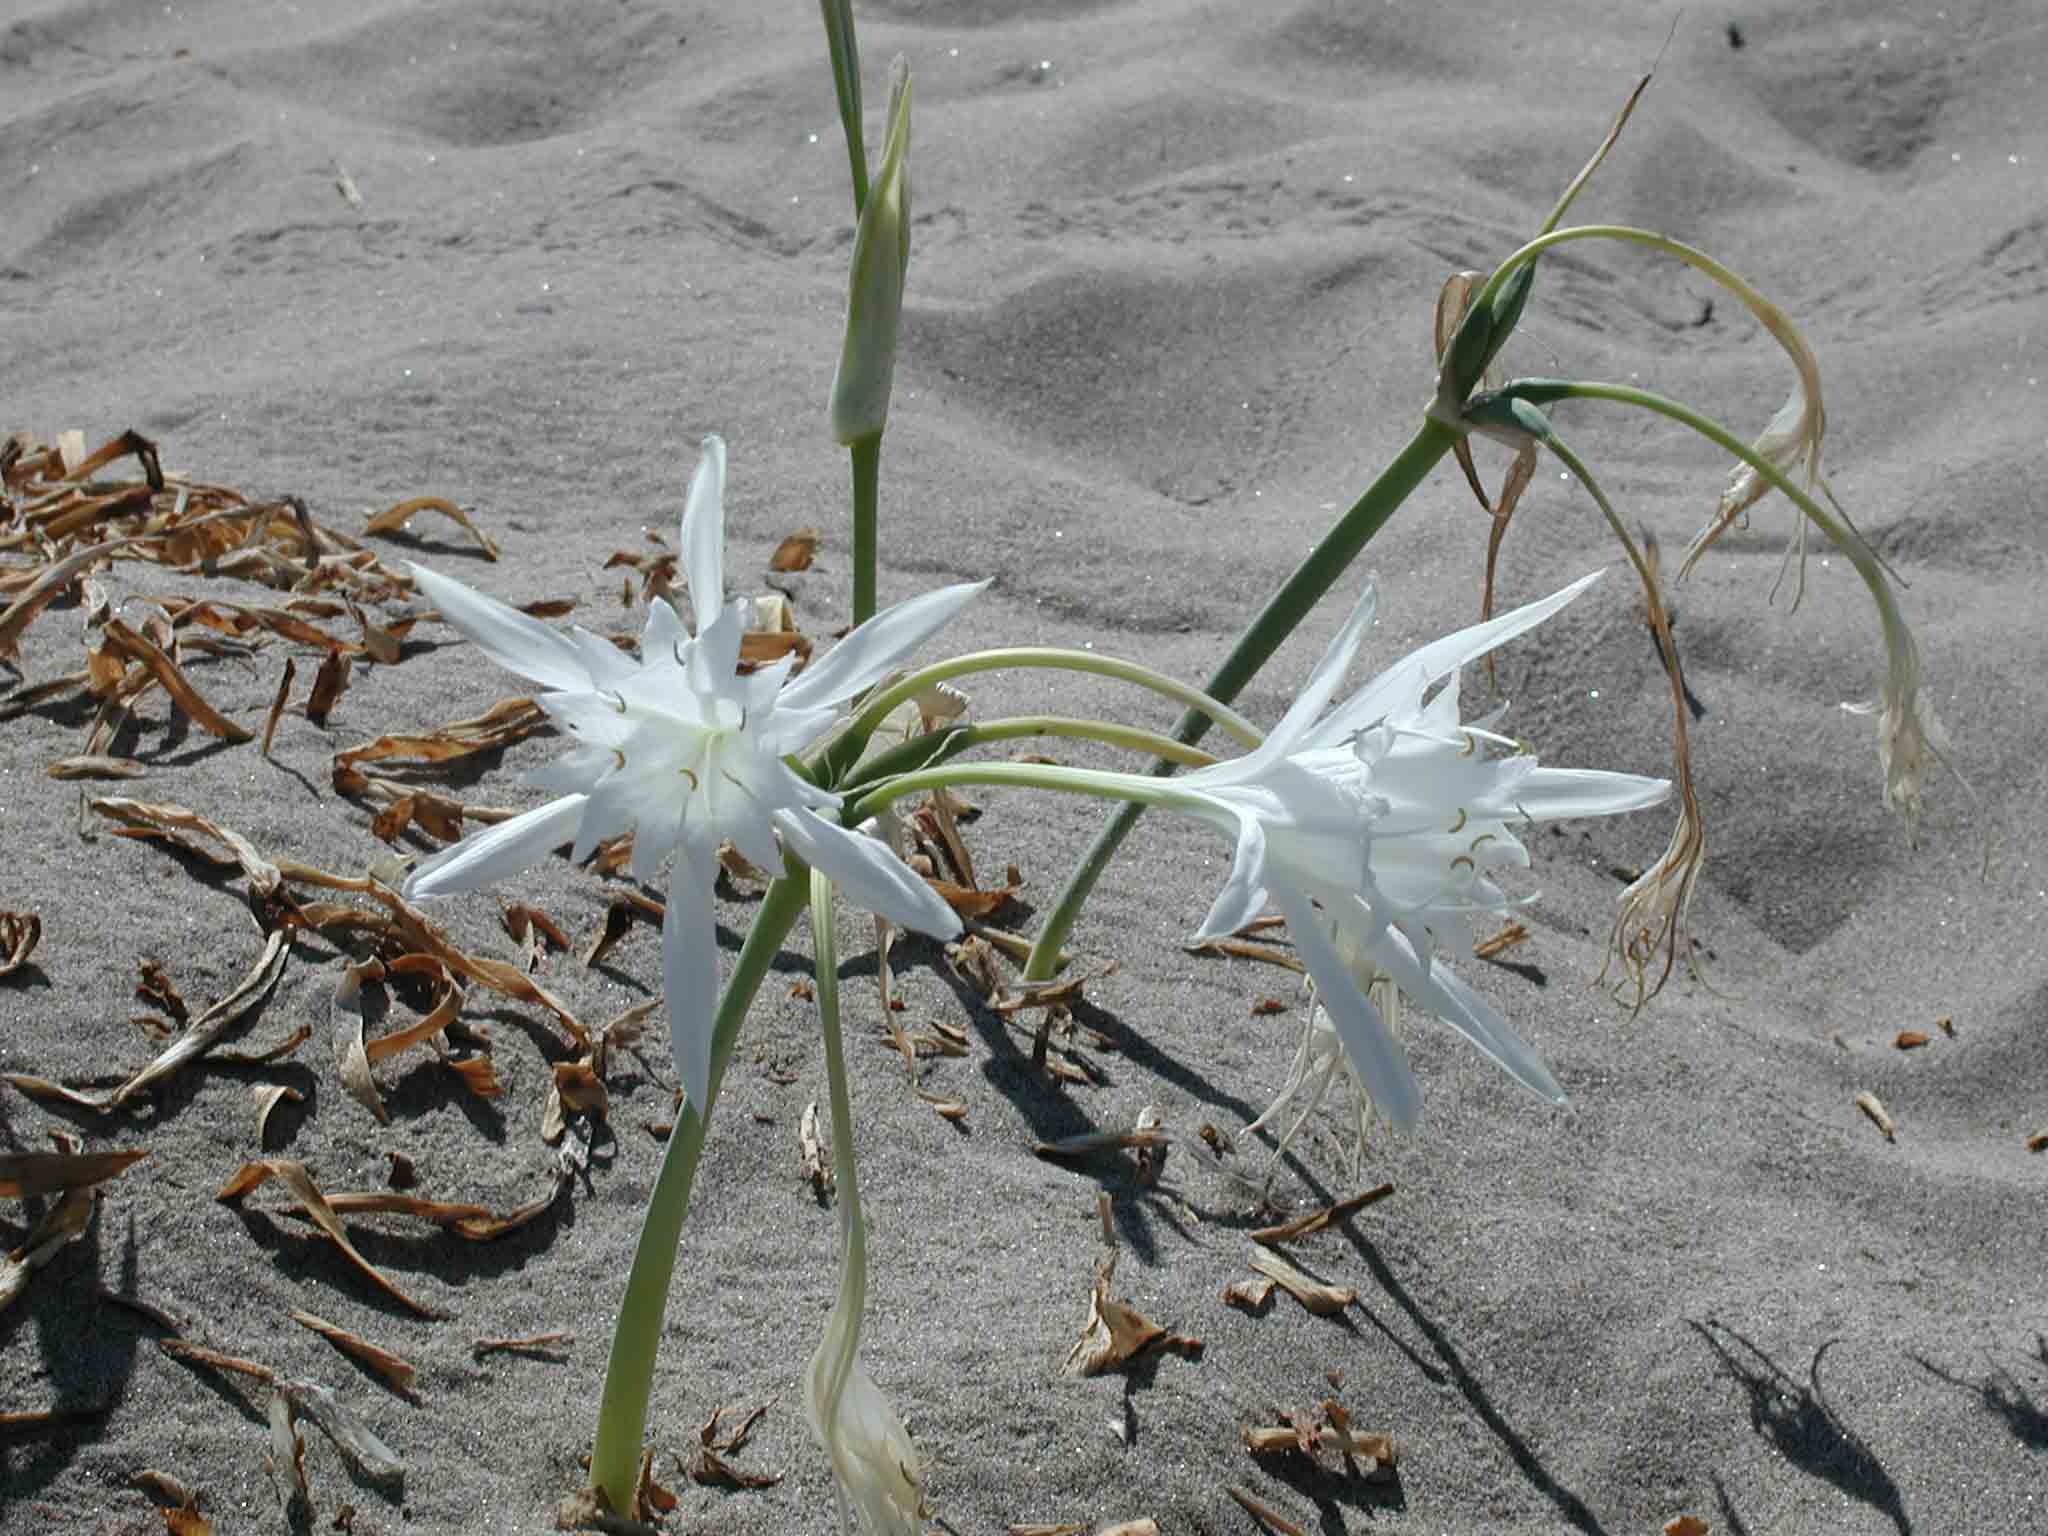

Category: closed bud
[830, 58, 912, 445]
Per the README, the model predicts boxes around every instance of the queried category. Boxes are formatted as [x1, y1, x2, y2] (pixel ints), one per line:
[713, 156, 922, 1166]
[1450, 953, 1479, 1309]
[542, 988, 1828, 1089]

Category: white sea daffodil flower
[1173, 570, 1670, 1134]
[401, 436, 982, 1112]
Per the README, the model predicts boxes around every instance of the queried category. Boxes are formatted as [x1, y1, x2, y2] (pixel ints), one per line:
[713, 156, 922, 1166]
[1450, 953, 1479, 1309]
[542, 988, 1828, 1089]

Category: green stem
[816, 647, 1264, 789]
[837, 716, 1220, 798]
[1021, 415, 1462, 980]
[845, 758, 1195, 828]
[851, 434, 881, 628]
[817, 0, 868, 214]
[1474, 225, 1782, 338]
[588, 868, 810, 1513]
[808, 867, 865, 1477]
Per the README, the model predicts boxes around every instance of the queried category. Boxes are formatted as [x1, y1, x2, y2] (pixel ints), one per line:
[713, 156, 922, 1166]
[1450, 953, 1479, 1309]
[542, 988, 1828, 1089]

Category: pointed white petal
[1490, 767, 1670, 821]
[1189, 800, 1272, 941]
[775, 809, 961, 940]
[663, 843, 721, 1113]
[1316, 568, 1605, 745]
[1368, 923, 1566, 1107]
[1183, 582, 1377, 789]
[1276, 887, 1423, 1134]
[409, 562, 591, 693]
[402, 794, 587, 899]
[687, 597, 746, 699]
[568, 626, 641, 689]
[778, 580, 989, 715]
[640, 594, 689, 662]
[680, 435, 728, 629]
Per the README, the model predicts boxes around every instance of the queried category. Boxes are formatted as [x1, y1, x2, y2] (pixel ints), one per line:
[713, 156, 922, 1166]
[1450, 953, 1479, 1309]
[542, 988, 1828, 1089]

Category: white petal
[680, 435, 728, 629]
[1276, 886, 1423, 1134]
[687, 597, 746, 699]
[777, 580, 989, 715]
[1490, 767, 1670, 822]
[1316, 568, 1605, 746]
[775, 808, 961, 940]
[409, 562, 592, 694]
[402, 794, 587, 899]
[663, 842, 721, 1113]
[1189, 800, 1271, 941]
[568, 626, 642, 689]
[1369, 923, 1566, 1107]
[640, 594, 689, 662]
[1185, 582, 1378, 789]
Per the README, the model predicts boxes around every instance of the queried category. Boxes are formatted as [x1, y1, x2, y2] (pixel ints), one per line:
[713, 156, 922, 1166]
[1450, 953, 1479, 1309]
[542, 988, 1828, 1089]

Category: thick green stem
[817, 0, 868, 214]
[851, 434, 881, 628]
[588, 869, 809, 1513]
[837, 716, 1220, 799]
[1020, 415, 1462, 980]
[808, 868, 865, 1467]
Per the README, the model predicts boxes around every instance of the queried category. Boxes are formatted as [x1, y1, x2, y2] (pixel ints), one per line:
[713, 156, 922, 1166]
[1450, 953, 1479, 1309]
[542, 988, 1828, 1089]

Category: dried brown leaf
[1894, 1030, 1930, 1050]
[1223, 1276, 1276, 1313]
[292, 1308, 419, 1395]
[0, 911, 39, 977]
[100, 617, 251, 741]
[1664, 1519, 1711, 1536]
[799, 1101, 832, 1196]
[767, 528, 821, 572]
[252, 1083, 304, 1147]
[137, 959, 189, 1024]
[1186, 937, 1305, 973]
[1474, 920, 1530, 959]
[1249, 1183, 1395, 1245]
[581, 898, 638, 970]
[306, 649, 352, 725]
[331, 958, 389, 1125]
[90, 797, 283, 897]
[280, 1378, 403, 1482]
[472, 1331, 572, 1360]
[215, 1158, 439, 1316]
[0, 1148, 145, 1198]
[5, 930, 289, 1112]
[261, 654, 296, 757]
[47, 753, 146, 779]
[368, 495, 500, 561]
[1248, 1250, 1357, 1316]
[310, 1172, 569, 1241]
[1856, 1090, 1897, 1142]
[1063, 1215, 1200, 1376]
[1225, 1485, 1309, 1536]
[265, 1391, 310, 1516]
[158, 1338, 274, 1383]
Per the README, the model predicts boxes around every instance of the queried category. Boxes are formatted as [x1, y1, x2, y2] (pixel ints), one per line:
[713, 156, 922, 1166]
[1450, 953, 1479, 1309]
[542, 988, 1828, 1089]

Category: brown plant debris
[767, 528, 821, 572]
[266, 1391, 311, 1518]
[47, 753, 146, 779]
[215, 1159, 439, 1317]
[90, 797, 283, 898]
[261, 654, 296, 756]
[505, 902, 571, 971]
[581, 898, 639, 970]
[0, 1148, 146, 1198]
[544, 1060, 610, 1144]
[1012, 1525, 1159, 1536]
[159, 1338, 275, 1384]
[306, 649, 352, 725]
[286, 1169, 572, 1243]
[332, 696, 547, 791]
[799, 1101, 832, 1197]
[473, 1331, 573, 1360]
[1063, 1195, 1202, 1377]
[1894, 1030, 1930, 1050]
[292, 1309, 420, 1396]
[364, 495, 501, 561]
[1242, 1405, 1395, 1481]
[253, 1084, 304, 1146]
[1474, 920, 1530, 959]
[2028, 1131, 2048, 1154]
[1223, 1276, 1277, 1314]
[5, 930, 289, 1112]
[681, 1401, 780, 1489]
[137, 959, 190, 1023]
[1185, 936, 1305, 974]
[1855, 1091, 1897, 1142]
[282, 1378, 403, 1482]
[0, 1138, 105, 1317]
[1247, 1251, 1357, 1317]
[0, 911, 40, 976]
[1665, 1518, 1711, 1536]
[1225, 1485, 1310, 1536]
[98, 616, 253, 741]
[1249, 1183, 1395, 1245]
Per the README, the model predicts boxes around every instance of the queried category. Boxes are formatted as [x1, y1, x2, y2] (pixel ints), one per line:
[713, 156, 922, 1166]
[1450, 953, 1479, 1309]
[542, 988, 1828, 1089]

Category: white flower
[402, 436, 982, 1111]
[1172, 571, 1671, 1133]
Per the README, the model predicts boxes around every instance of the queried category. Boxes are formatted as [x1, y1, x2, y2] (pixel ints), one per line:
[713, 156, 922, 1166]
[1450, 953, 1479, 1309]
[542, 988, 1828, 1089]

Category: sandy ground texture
[4, 1, 2046, 1532]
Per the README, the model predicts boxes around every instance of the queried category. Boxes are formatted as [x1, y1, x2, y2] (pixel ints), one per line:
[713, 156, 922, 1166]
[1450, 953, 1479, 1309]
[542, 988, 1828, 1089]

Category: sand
[4, 1, 2044, 1532]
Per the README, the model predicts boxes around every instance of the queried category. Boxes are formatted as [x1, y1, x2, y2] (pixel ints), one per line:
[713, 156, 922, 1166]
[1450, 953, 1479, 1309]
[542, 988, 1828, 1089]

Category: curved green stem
[588, 868, 810, 1513]
[816, 647, 1264, 789]
[1021, 415, 1462, 981]
[845, 759, 1190, 828]
[817, 0, 868, 215]
[851, 435, 881, 628]
[838, 716, 1220, 798]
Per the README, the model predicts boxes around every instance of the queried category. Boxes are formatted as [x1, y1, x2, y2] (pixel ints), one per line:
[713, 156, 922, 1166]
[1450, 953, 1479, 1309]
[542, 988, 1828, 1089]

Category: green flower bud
[830, 58, 911, 446]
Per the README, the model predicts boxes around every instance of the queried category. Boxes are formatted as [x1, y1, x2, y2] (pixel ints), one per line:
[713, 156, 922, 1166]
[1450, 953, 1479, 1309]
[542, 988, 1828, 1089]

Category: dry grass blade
[1223, 1276, 1276, 1313]
[0, 536, 138, 664]
[0, 1149, 145, 1198]
[159, 1338, 275, 1383]
[1225, 1485, 1309, 1536]
[332, 958, 390, 1124]
[279, 1379, 406, 1481]
[265, 1391, 311, 1516]
[0, 1164, 100, 1316]
[253, 1084, 304, 1146]
[99, 618, 252, 741]
[292, 1309, 419, 1395]
[472, 1331, 573, 1360]
[767, 527, 820, 572]
[215, 1020, 313, 1065]
[306, 650, 352, 725]
[47, 754, 146, 779]
[1063, 1195, 1201, 1376]
[90, 797, 283, 897]
[333, 697, 546, 784]
[0, 911, 41, 977]
[261, 655, 296, 756]
[367, 495, 500, 561]
[216, 1159, 439, 1317]
[1474, 920, 1530, 959]
[1185, 936, 1305, 974]
[309, 1169, 570, 1241]
[1856, 1090, 1897, 1142]
[1249, 1183, 1394, 1245]
[4, 930, 288, 1112]
[1247, 1251, 1357, 1317]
